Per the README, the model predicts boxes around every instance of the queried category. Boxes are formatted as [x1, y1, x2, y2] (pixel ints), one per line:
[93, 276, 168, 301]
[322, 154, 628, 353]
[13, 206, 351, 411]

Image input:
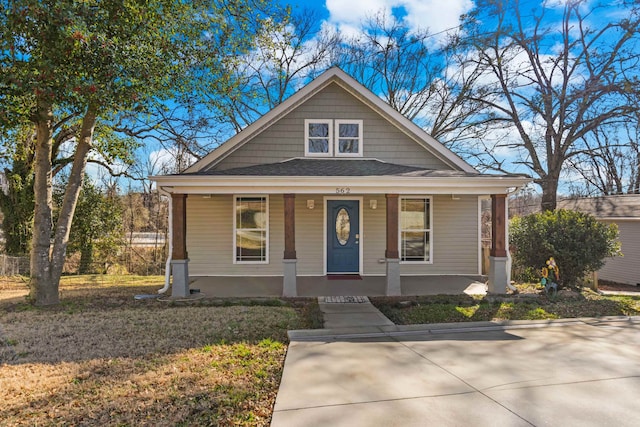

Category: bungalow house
[558, 195, 640, 286]
[151, 67, 530, 298]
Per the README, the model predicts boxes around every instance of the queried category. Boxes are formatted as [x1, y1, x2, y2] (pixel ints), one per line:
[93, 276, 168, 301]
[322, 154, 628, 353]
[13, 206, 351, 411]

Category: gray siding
[212, 83, 450, 171]
[295, 196, 324, 275]
[400, 195, 479, 275]
[599, 220, 640, 285]
[186, 193, 479, 277]
[186, 195, 284, 276]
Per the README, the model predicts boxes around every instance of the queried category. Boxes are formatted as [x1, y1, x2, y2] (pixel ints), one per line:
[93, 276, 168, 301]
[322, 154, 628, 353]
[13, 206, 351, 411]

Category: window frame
[304, 119, 333, 157]
[399, 196, 433, 264]
[233, 195, 269, 264]
[334, 119, 363, 157]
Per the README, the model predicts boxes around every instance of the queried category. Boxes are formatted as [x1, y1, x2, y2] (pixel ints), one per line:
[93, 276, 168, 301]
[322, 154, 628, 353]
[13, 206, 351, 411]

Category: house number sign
[335, 187, 351, 194]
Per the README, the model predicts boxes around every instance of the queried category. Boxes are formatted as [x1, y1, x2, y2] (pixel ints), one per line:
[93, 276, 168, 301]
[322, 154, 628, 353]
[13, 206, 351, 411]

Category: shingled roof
[187, 158, 503, 178]
[558, 194, 640, 218]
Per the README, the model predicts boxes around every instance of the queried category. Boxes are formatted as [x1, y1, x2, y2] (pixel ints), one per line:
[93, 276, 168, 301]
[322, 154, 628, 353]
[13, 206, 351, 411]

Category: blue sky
[138, 0, 632, 195]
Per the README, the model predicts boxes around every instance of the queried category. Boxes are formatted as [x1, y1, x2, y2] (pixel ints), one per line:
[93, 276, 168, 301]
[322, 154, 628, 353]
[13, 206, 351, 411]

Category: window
[304, 119, 363, 157]
[335, 120, 362, 156]
[400, 197, 431, 262]
[234, 196, 268, 263]
[305, 120, 333, 156]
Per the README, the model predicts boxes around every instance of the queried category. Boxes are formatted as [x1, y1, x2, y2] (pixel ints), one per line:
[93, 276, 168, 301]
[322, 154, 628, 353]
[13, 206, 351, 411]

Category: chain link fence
[0, 255, 29, 276]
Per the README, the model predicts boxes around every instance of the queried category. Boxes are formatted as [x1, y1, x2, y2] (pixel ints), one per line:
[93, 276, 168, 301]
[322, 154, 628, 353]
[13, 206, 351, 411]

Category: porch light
[307, 199, 315, 209]
[369, 199, 377, 209]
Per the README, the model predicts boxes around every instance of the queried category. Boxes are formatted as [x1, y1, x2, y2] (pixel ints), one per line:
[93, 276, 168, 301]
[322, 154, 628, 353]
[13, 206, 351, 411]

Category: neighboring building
[152, 67, 530, 298]
[127, 232, 166, 247]
[559, 195, 640, 286]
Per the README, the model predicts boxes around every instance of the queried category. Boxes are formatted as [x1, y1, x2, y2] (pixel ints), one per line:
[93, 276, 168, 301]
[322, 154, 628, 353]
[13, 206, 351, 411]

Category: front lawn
[0, 275, 321, 426]
[371, 289, 640, 325]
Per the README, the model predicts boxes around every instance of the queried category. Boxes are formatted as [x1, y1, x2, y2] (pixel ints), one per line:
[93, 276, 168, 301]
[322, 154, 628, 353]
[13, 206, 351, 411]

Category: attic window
[304, 119, 363, 157]
[305, 120, 333, 156]
[336, 120, 362, 156]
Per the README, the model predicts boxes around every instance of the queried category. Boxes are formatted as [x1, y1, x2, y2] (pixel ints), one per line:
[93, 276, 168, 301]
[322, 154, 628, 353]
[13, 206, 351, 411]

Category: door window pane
[336, 208, 350, 245]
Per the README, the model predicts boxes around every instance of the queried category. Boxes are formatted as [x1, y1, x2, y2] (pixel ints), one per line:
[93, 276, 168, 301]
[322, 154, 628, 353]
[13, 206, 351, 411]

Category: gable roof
[558, 195, 640, 219]
[185, 67, 476, 174]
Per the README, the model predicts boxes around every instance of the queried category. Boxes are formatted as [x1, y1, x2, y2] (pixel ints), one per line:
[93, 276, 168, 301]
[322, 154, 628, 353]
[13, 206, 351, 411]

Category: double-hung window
[305, 119, 333, 156]
[305, 119, 363, 157]
[335, 120, 362, 156]
[400, 197, 432, 263]
[234, 196, 268, 263]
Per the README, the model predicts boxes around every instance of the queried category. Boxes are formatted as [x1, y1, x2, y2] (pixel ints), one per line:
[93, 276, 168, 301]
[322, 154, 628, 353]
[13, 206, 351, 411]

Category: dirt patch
[598, 280, 640, 293]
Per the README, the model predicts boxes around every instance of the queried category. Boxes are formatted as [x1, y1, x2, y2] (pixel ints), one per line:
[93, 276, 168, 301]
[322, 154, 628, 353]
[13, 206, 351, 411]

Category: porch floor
[188, 275, 488, 297]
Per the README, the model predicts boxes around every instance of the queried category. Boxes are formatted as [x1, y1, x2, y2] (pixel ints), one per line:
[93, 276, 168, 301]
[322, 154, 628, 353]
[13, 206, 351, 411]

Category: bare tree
[207, 9, 339, 132]
[337, 11, 489, 149]
[567, 118, 640, 195]
[462, 0, 640, 210]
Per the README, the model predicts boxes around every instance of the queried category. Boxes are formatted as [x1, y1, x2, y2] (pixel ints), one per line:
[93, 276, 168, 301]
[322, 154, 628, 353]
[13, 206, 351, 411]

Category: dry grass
[0, 275, 319, 426]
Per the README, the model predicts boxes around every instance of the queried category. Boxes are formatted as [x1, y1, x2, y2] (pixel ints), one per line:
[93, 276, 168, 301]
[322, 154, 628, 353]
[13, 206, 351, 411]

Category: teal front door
[327, 200, 360, 274]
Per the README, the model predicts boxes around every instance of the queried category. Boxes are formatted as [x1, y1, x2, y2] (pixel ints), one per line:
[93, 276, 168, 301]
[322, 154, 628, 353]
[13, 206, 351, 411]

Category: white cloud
[400, 0, 474, 35]
[149, 148, 196, 175]
[325, 0, 474, 40]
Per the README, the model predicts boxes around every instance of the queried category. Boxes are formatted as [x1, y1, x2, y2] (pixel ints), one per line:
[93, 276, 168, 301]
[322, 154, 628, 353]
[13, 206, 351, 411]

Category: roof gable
[185, 67, 476, 174]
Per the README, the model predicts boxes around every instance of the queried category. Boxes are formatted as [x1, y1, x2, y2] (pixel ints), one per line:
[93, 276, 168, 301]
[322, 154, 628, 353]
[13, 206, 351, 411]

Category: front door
[327, 200, 360, 274]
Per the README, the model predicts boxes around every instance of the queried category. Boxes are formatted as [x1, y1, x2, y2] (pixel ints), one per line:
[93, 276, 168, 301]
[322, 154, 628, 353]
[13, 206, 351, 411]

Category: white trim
[323, 196, 364, 275]
[304, 119, 333, 157]
[233, 195, 269, 264]
[183, 67, 477, 173]
[399, 196, 434, 264]
[334, 119, 363, 157]
[152, 175, 532, 196]
[478, 196, 489, 276]
[478, 196, 482, 276]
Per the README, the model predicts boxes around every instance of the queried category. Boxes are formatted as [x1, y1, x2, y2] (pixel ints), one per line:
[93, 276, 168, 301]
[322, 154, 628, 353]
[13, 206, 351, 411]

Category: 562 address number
[335, 187, 351, 194]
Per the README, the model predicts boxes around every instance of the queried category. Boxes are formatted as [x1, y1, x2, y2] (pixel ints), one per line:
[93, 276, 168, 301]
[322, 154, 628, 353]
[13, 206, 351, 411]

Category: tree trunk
[28, 104, 98, 305]
[29, 102, 57, 305]
[49, 106, 98, 282]
[539, 172, 560, 212]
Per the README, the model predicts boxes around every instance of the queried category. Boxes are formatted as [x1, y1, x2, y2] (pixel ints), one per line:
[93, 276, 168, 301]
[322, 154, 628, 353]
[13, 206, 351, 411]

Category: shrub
[510, 209, 621, 287]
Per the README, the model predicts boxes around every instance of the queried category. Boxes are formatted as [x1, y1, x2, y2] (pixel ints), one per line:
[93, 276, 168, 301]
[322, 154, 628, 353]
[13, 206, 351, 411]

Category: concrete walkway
[318, 296, 394, 329]
[272, 315, 640, 426]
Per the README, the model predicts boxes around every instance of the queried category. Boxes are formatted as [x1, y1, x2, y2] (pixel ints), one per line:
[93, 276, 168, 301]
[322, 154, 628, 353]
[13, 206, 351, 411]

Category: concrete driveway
[272, 317, 640, 426]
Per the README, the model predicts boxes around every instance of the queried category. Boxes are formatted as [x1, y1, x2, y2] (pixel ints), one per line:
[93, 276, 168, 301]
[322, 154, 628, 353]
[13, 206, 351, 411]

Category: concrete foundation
[283, 259, 297, 297]
[171, 259, 190, 298]
[385, 258, 401, 296]
[488, 256, 509, 294]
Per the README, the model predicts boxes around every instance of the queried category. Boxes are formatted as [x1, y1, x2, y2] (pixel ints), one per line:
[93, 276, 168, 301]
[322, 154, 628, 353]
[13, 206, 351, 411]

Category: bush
[510, 209, 621, 287]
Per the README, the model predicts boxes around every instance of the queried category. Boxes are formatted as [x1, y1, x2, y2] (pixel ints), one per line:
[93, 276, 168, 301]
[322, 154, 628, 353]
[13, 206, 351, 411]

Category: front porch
[189, 275, 488, 297]
[166, 190, 511, 298]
